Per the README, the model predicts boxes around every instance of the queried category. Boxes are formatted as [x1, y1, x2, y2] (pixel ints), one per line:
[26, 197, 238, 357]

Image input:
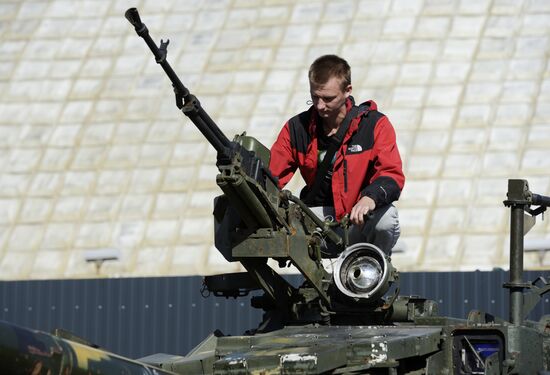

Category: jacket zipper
[343, 158, 348, 193]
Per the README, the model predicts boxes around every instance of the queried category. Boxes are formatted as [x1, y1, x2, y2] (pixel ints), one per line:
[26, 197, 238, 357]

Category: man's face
[309, 76, 352, 121]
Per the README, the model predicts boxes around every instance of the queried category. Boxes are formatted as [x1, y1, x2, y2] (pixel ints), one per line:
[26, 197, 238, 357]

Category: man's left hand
[350, 196, 376, 225]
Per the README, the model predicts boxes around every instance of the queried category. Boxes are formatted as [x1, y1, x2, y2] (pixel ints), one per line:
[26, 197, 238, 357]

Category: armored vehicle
[1, 8, 550, 374]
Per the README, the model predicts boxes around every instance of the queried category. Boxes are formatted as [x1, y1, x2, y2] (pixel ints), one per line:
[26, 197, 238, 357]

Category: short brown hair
[308, 55, 351, 90]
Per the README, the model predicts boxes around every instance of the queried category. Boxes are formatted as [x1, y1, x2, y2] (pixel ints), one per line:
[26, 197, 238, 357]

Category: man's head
[308, 55, 352, 122]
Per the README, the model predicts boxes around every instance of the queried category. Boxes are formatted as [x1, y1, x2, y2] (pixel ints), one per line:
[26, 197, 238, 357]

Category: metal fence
[1, 270, 549, 359]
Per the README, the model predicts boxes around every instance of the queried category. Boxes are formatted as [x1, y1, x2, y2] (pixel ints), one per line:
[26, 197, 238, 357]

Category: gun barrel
[125, 7, 231, 155]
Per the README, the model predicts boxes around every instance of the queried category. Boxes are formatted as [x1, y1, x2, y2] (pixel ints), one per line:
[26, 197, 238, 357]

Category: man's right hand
[350, 196, 376, 226]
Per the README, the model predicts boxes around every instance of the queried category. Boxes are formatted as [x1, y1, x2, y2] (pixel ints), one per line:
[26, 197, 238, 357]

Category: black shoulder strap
[303, 105, 363, 205]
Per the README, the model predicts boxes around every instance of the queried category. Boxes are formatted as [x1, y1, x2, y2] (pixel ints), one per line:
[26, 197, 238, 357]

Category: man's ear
[344, 84, 352, 98]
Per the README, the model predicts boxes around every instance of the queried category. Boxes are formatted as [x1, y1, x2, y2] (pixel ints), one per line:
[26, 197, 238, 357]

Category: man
[269, 55, 404, 256]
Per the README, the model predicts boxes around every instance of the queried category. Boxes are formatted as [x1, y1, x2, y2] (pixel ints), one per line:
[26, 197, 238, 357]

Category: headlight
[333, 243, 395, 301]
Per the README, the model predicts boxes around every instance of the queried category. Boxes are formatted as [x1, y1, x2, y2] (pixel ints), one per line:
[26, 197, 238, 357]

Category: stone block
[442, 38, 477, 60]
[264, 69, 298, 92]
[407, 155, 443, 178]
[0, 252, 34, 280]
[59, 101, 93, 124]
[290, 3, 323, 23]
[231, 70, 265, 92]
[443, 154, 480, 178]
[460, 235, 501, 267]
[92, 100, 125, 122]
[28, 173, 62, 197]
[414, 16, 450, 37]
[455, 104, 491, 127]
[70, 18, 104, 38]
[8, 224, 44, 251]
[450, 128, 487, 152]
[391, 86, 426, 108]
[206, 244, 242, 274]
[450, 16, 484, 37]
[226, 8, 258, 28]
[89, 36, 124, 57]
[60, 171, 96, 196]
[413, 130, 450, 154]
[14, 61, 51, 80]
[170, 245, 206, 275]
[398, 63, 433, 85]
[19, 198, 53, 224]
[433, 62, 470, 84]
[426, 85, 462, 106]
[420, 107, 455, 129]
[458, 0, 491, 14]
[104, 145, 140, 169]
[488, 127, 523, 151]
[406, 40, 442, 62]
[258, 5, 289, 25]
[422, 234, 461, 266]
[466, 206, 506, 233]
[500, 80, 537, 102]
[493, 103, 530, 126]
[153, 193, 188, 220]
[57, 38, 93, 59]
[522, 150, 550, 172]
[221, 94, 257, 116]
[363, 64, 399, 86]
[85, 196, 121, 222]
[372, 40, 407, 63]
[0, 199, 20, 224]
[382, 17, 416, 37]
[75, 222, 113, 248]
[247, 27, 282, 50]
[436, 179, 473, 205]
[139, 144, 172, 168]
[463, 82, 501, 104]
[390, 236, 423, 270]
[534, 100, 550, 122]
[134, 247, 171, 275]
[474, 178, 508, 205]
[128, 168, 163, 194]
[51, 196, 85, 222]
[42, 223, 77, 250]
[180, 217, 213, 243]
[23, 39, 59, 60]
[514, 36, 549, 58]
[49, 59, 82, 80]
[478, 38, 514, 59]
[255, 92, 290, 115]
[71, 146, 107, 170]
[485, 16, 520, 38]
[144, 220, 180, 246]
[48, 125, 82, 147]
[430, 206, 467, 233]
[527, 125, 550, 147]
[0, 40, 26, 61]
[17, 2, 49, 19]
[282, 25, 315, 46]
[113, 221, 146, 248]
[526, 0, 550, 12]
[520, 14, 550, 36]
[80, 123, 114, 146]
[188, 190, 219, 215]
[482, 152, 520, 176]
[35, 19, 73, 38]
[217, 29, 252, 51]
[0, 174, 29, 198]
[398, 179, 437, 207]
[323, 1, 355, 21]
[119, 194, 154, 220]
[81, 57, 113, 78]
[385, 108, 420, 131]
[162, 166, 197, 192]
[471, 60, 508, 82]
[96, 170, 131, 195]
[315, 22, 348, 45]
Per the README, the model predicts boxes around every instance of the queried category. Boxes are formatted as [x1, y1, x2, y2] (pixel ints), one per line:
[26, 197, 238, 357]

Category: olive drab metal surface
[1, 8, 550, 374]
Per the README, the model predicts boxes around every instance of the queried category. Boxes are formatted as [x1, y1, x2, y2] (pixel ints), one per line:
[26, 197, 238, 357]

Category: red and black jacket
[269, 98, 405, 220]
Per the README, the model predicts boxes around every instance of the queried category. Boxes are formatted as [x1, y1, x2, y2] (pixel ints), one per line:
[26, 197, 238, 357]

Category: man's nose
[315, 98, 326, 111]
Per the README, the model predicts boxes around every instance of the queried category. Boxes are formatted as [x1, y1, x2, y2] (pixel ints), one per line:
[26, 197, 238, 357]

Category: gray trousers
[309, 204, 400, 257]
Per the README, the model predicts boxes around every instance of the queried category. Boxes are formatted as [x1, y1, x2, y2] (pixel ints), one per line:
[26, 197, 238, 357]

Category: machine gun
[125, 8, 412, 328]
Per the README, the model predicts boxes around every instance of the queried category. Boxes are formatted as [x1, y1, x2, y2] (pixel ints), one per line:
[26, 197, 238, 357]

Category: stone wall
[0, 0, 549, 279]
